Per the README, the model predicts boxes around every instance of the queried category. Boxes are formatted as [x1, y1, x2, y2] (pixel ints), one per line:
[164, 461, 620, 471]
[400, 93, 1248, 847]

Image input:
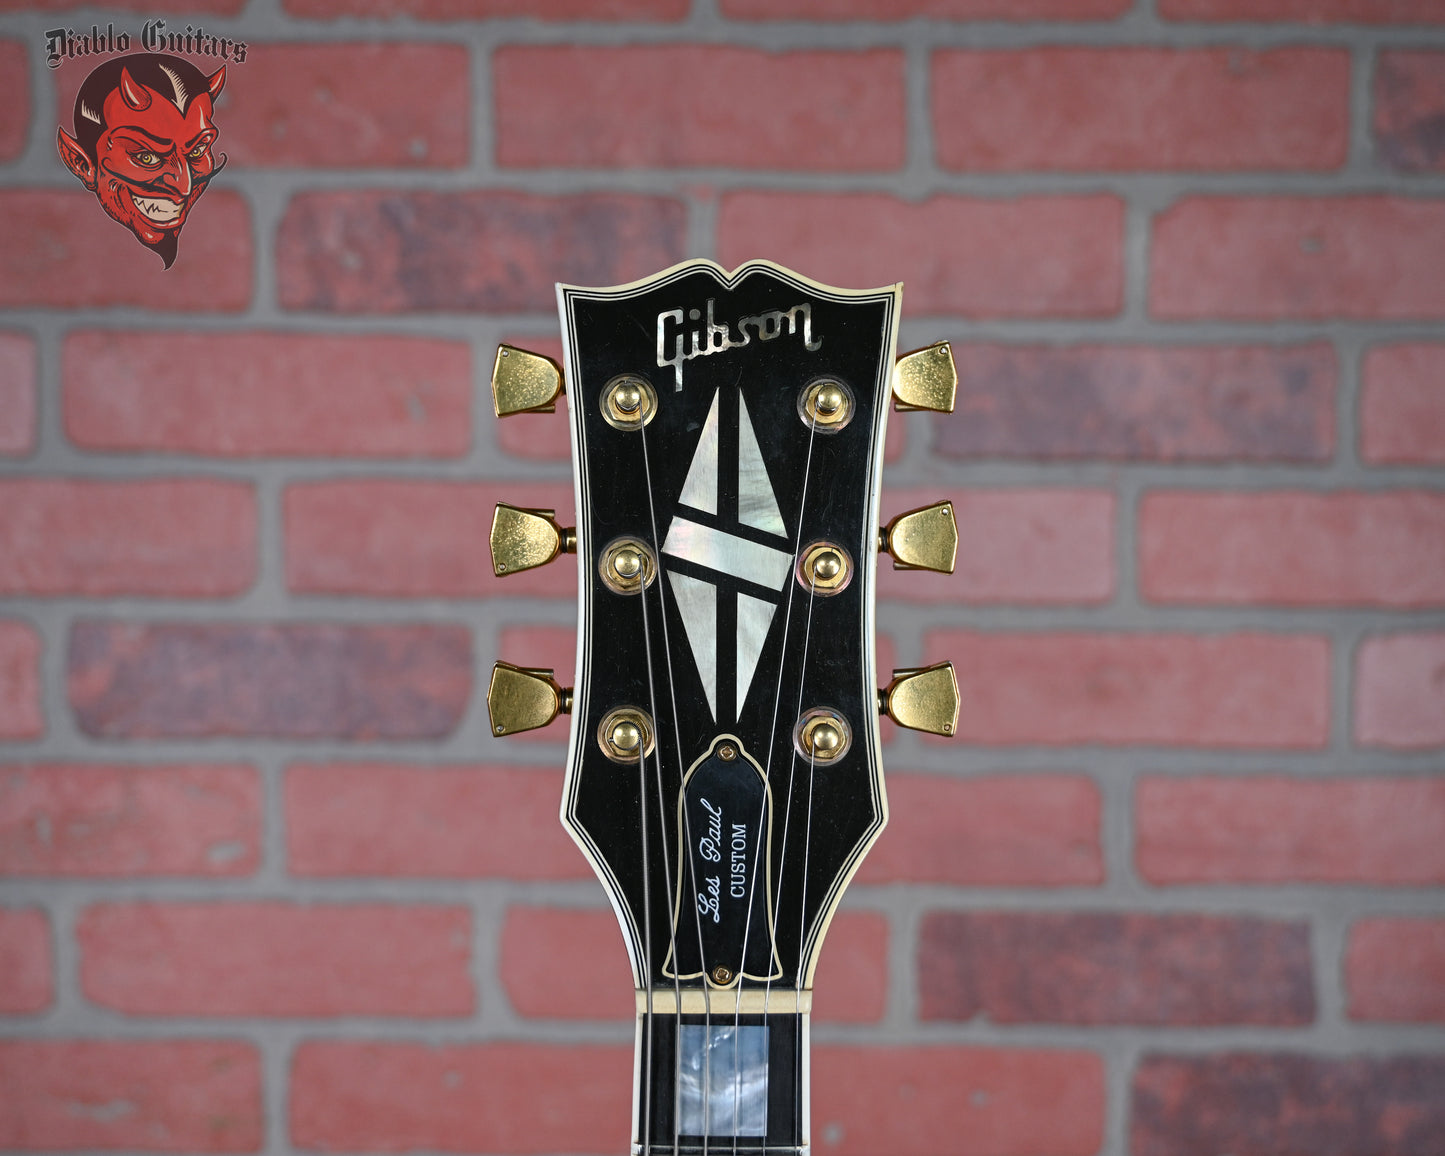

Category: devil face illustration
[57, 54, 225, 268]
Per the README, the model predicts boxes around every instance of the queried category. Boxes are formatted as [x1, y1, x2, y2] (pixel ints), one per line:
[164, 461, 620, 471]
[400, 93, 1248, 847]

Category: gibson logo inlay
[657, 298, 822, 391]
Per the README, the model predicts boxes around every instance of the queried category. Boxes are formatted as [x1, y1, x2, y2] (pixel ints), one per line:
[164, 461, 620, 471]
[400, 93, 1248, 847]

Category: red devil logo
[57, 53, 226, 269]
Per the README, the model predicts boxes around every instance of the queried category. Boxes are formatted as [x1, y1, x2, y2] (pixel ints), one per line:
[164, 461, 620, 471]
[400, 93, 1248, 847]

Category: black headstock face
[558, 261, 901, 996]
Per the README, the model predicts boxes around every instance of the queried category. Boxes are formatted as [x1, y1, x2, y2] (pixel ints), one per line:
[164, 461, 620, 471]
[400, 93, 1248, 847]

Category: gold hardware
[489, 504, 577, 577]
[486, 661, 572, 736]
[794, 708, 852, 763]
[879, 662, 960, 736]
[797, 377, 854, 432]
[710, 966, 734, 986]
[597, 706, 656, 764]
[601, 374, 658, 431]
[892, 342, 957, 413]
[599, 537, 657, 595]
[491, 344, 563, 417]
[797, 541, 853, 596]
[718, 743, 737, 761]
[880, 501, 958, 574]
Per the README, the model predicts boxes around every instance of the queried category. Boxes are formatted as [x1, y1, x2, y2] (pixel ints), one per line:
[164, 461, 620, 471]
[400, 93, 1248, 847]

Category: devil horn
[119, 67, 151, 111]
[206, 65, 226, 100]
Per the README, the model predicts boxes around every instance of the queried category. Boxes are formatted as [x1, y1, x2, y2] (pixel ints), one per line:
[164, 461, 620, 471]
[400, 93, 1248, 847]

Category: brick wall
[2, 2, 1444, 1154]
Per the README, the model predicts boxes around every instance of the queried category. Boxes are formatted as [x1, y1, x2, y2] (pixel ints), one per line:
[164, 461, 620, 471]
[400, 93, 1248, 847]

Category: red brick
[290, 1041, 631, 1153]
[935, 48, 1347, 172]
[718, 193, 1124, 318]
[285, 0, 685, 17]
[859, 773, 1102, 885]
[1132, 1053, 1445, 1156]
[921, 911, 1313, 1025]
[1375, 51, 1445, 171]
[0, 1039, 260, 1151]
[1141, 491, 1445, 607]
[1347, 917, 1445, 1022]
[500, 907, 885, 1022]
[286, 763, 587, 879]
[65, 331, 471, 458]
[499, 908, 632, 1020]
[0, 763, 259, 877]
[0, 332, 36, 456]
[1151, 196, 1445, 320]
[811, 910, 888, 1022]
[0, 42, 26, 162]
[497, 47, 902, 171]
[1361, 344, 1445, 464]
[0, 191, 250, 310]
[209, 44, 466, 168]
[68, 621, 470, 740]
[278, 191, 684, 314]
[285, 480, 575, 597]
[723, 0, 1127, 15]
[0, 620, 42, 740]
[0, 480, 255, 597]
[879, 488, 1113, 604]
[936, 343, 1336, 462]
[4, 0, 243, 9]
[1161, 0, 1445, 20]
[928, 631, 1329, 748]
[813, 1046, 1104, 1156]
[0, 909, 51, 1013]
[79, 902, 472, 1017]
[1136, 775, 1445, 885]
[1355, 631, 1445, 749]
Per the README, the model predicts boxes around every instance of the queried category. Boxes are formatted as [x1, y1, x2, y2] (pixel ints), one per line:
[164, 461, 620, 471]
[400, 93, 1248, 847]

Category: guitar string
[634, 566, 670, 1156]
[767, 574, 820, 1156]
[639, 421, 713, 1156]
[729, 405, 821, 1156]
[635, 665, 655, 1156]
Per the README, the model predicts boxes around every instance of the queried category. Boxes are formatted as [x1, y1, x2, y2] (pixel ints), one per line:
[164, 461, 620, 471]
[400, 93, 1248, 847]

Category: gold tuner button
[487, 661, 572, 737]
[491, 344, 564, 417]
[597, 706, 656, 764]
[892, 342, 957, 414]
[490, 504, 577, 578]
[880, 501, 958, 574]
[879, 662, 960, 737]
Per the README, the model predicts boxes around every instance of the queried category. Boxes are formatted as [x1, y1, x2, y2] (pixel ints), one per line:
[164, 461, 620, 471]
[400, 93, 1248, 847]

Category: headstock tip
[880, 662, 960, 736]
[892, 341, 957, 414]
[489, 503, 576, 578]
[492, 344, 564, 417]
[487, 661, 571, 737]
[881, 501, 958, 574]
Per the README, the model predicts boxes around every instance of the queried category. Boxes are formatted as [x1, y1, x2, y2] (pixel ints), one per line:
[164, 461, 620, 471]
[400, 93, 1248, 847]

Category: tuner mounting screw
[600, 537, 657, 595]
[797, 377, 854, 433]
[797, 541, 853, 597]
[794, 708, 853, 763]
[602, 374, 658, 431]
[598, 706, 657, 764]
[710, 966, 734, 986]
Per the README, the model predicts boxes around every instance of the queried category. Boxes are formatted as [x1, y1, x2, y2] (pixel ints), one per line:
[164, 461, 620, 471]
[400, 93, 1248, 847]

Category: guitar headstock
[486, 260, 958, 1147]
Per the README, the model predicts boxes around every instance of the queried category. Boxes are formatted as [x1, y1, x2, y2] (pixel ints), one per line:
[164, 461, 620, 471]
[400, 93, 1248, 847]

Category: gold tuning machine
[491, 344, 564, 417]
[487, 662, 572, 736]
[490, 504, 576, 578]
[879, 662, 960, 736]
[880, 501, 958, 574]
[892, 341, 957, 414]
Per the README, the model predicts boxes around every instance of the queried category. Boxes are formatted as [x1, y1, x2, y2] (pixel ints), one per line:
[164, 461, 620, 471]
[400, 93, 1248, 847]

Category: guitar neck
[636, 1006, 808, 1155]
